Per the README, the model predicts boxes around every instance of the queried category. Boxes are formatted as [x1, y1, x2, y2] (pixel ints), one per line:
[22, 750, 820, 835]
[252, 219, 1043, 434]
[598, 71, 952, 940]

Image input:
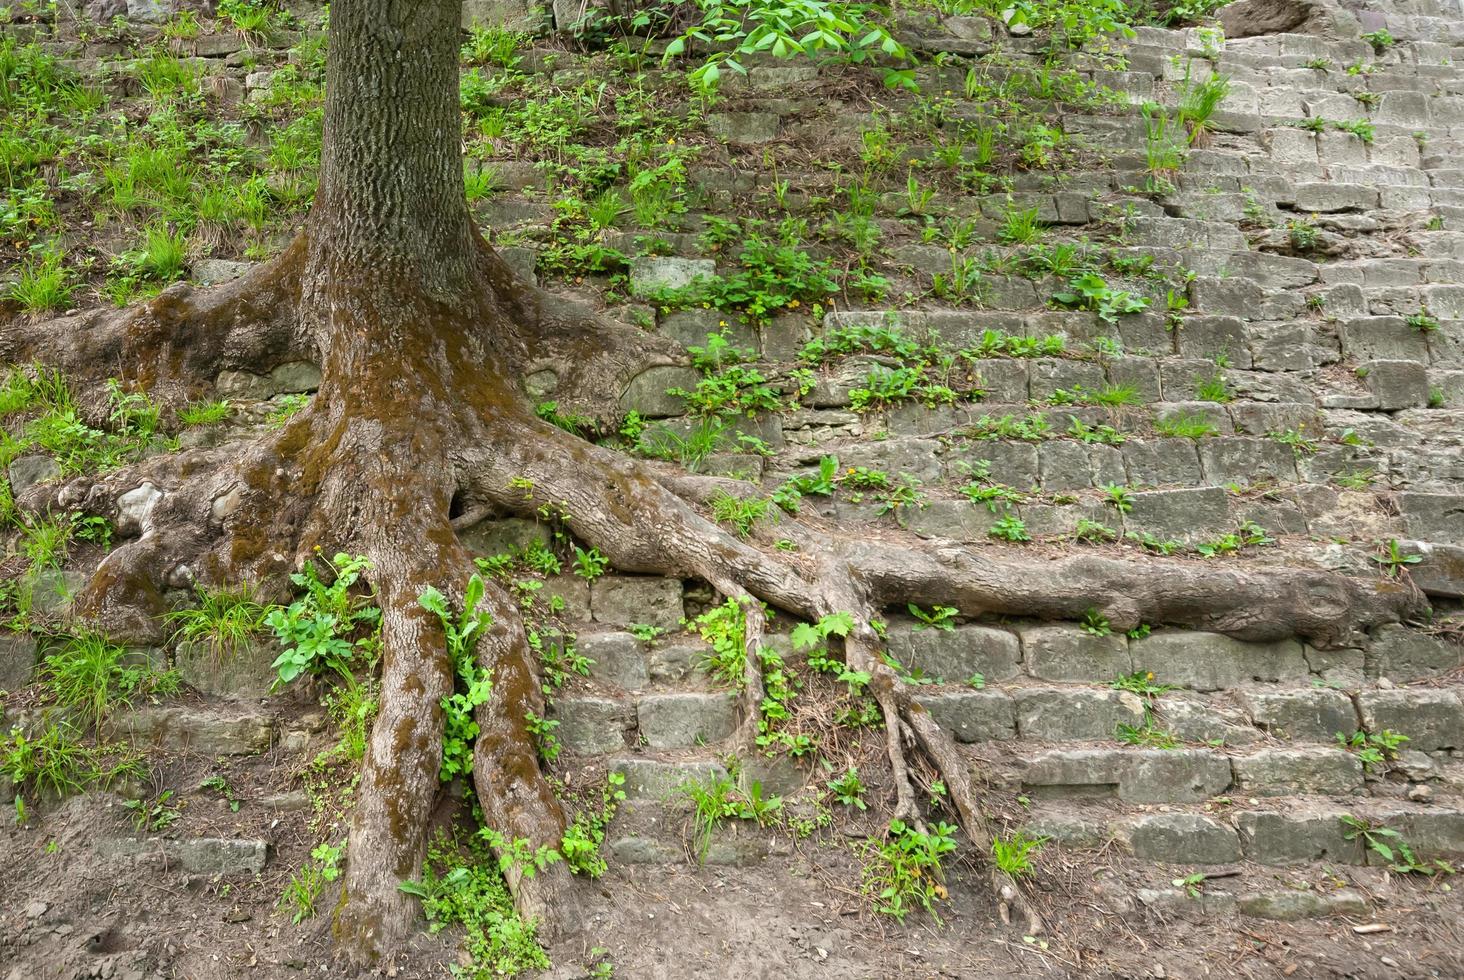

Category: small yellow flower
[789, 299, 800, 308]
[1146, 672, 1155, 681]
[667, 137, 676, 145]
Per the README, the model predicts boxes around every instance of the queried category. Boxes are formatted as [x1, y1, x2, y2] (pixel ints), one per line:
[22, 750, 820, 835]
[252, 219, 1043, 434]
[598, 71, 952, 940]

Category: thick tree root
[1, 237, 312, 408]
[7, 236, 1427, 966]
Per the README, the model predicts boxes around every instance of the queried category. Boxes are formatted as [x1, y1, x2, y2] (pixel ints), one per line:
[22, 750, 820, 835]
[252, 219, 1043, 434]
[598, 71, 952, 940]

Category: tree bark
[285, 0, 576, 957]
[306, 0, 478, 301]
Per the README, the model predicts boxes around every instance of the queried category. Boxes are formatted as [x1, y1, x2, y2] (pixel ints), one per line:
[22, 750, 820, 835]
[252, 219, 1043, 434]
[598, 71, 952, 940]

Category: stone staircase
[529, 575, 1463, 914]
[514, 1, 1464, 917]
[7, 0, 1464, 935]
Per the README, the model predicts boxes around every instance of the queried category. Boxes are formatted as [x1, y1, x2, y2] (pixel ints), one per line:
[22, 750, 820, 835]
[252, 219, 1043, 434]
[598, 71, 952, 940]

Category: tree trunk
[307, 0, 478, 301]
[293, 0, 569, 958]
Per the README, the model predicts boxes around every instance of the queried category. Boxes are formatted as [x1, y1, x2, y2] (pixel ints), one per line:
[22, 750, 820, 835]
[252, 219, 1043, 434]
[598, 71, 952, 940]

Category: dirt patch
[4, 745, 1463, 980]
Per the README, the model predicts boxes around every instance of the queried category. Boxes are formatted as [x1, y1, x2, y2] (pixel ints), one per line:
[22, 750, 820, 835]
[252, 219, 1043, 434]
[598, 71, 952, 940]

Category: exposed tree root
[5, 235, 1427, 966]
[1, 237, 312, 407]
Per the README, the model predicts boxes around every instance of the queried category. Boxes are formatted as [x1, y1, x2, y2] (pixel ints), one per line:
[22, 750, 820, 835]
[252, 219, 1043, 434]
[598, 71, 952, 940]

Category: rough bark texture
[3, 0, 1432, 967]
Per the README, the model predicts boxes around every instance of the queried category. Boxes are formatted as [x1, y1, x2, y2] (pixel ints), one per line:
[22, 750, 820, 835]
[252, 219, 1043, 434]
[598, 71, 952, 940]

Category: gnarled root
[2, 237, 312, 408]
[459, 417, 1421, 936]
[11, 234, 1426, 964]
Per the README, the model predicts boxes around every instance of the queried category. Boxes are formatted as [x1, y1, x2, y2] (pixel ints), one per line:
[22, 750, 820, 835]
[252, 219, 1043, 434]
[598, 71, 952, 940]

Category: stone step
[598, 766, 1462, 922]
[559, 670, 1463, 764]
[921, 683, 1464, 749]
[1013, 742, 1462, 803]
[1024, 800, 1464, 868]
[565, 623, 1461, 701]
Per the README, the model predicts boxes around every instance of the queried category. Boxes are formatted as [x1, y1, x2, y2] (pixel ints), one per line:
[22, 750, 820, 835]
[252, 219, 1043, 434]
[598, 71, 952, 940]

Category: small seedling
[1080, 608, 1112, 636]
[1341, 815, 1455, 876]
[827, 767, 867, 810]
[908, 603, 957, 632]
[1336, 729, 1409, 772]
[991, 830, 1046, 878]
[123, 789, 179, 832]
[1117, 721, 1180, 749]
[990, 515, 1031, 542]
[572, 545, 609, 581]
[627, 623, 665, 644]
[1373, 539, 1421, 577]
[201, 774, 241, 812]
[1173, 872, 1206, 898]
[711, 491, 772, 539]
[1103, 484, 1133, 514]
[1112, 670, 1174, 699]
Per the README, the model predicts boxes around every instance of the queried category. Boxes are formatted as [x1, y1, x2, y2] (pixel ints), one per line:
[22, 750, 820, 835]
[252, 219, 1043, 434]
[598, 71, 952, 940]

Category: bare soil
[4, 706, 1462, 980]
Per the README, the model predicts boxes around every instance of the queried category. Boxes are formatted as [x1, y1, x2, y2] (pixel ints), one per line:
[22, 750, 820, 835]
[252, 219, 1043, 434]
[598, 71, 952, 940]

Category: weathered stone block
[1130, 632, 1308, 691]
[1369, 624, 1463, 681]
[7, 455, 60, 496]
[1176, 316, 1251, 366]
[614, 759, 727, 799]
[914, 690, 1015, 742]
[1037, 440, 1096, 491]
[1158, 695, 1257, 746]
[1238, 889, 1367, 920]
[1022, 808, 1105, 847]
[1197, 437, 1299, 486]
[0, 632, 39, 692]
[1293, 182, 1380, 212]
[1125, 812, 1242, 864]
[1392, 811, 1464, 860]
[904, 499, 999, 541]
[1399, 492, 1464, 546]
[839, 437, 944, 484]
[1359, 359, 1430, 410]
[637, 692, 736, 748]
[948, 440, 1039, 488]
[102, 836, 268, 874]
[1121, 439, 1203, 487]
[618, 365, 700, 418]
[1236, 810, 1366, 865]
[1232, 749, 1364, 796]
[1022, 748, 1231, 803]
[647, 638, 713, 682]
[552, 696, 632, 755]
[1123, 487, 1230, 542]
[590, 576, 684, 630]
[1358, 690, 1464, 752]
[458, 517, 549, 558]
[629, 257, 715, 296]
[192, 259, 253, 286]
[1014, 688, 1146, 741]
[175, 639, 278, 700]
[125, 0, 174, 23]
[707, 112, 780, 144]
[1029, 359, 1105, 403]
[1018, 625, 1132, 682]
[884, 624, 1021, 683]
[120, 707, 273, 756]
[1339, 317, 1431, 362]
[1241, 690, 1358, 741]
[542, 575, 591, 620]
[578, 632, 650, 689]
[462, 0, 546, 31]
[658, 309, 758, 353]
[964, 360, 1032, 405]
